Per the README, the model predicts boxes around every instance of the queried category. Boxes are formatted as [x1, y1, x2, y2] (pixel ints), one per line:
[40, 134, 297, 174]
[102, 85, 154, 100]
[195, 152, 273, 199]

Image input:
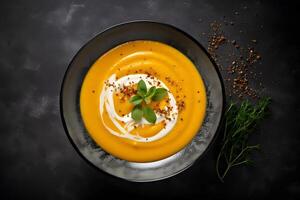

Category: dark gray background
[1, 0, 299, 199]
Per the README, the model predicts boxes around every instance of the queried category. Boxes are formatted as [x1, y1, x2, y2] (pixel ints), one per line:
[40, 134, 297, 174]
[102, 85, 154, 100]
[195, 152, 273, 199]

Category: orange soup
[80, 40, 206, 162]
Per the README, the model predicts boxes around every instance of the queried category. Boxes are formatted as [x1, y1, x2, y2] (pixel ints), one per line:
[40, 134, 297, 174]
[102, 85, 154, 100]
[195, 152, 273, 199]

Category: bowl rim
[60, 20, 226, 182]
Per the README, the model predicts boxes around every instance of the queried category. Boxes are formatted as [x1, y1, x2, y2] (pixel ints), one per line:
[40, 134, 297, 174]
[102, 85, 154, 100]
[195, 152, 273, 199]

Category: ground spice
[207, 21, 226, 65]
[206, 21, 263, 99]
[105, 69, 187, 118]
[177, 100, 185, 112]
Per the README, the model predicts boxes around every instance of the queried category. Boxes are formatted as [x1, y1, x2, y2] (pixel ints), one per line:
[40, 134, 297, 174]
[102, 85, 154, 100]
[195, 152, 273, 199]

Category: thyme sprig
[216, 97, 271, 182]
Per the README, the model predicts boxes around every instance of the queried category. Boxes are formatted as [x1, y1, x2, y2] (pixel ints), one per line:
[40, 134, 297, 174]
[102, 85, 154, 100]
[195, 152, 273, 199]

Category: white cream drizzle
[99, 74, 178, 142]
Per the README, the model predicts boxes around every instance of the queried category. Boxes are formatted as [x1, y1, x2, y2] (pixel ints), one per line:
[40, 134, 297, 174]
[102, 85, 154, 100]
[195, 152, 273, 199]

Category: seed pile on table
[207, 21, 263, 99]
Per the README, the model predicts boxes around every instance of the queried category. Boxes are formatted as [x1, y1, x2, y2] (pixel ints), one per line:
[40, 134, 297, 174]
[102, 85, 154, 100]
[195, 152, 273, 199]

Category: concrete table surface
[0, 0, 299, 199]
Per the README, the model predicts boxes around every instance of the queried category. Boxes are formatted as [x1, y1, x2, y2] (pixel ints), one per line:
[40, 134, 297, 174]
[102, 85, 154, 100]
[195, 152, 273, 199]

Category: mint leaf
[144, 86, 156, 104]
[152, 88, 168, 101]
[143, 106, 156, 124]
[131, 105, 143, 121]
[137, 80, 147, 96]
[129, 95, 143, 105]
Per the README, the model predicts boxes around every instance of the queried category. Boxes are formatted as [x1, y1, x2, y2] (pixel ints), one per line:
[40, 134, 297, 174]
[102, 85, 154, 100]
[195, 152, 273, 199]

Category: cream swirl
[99, 74, 178, 142]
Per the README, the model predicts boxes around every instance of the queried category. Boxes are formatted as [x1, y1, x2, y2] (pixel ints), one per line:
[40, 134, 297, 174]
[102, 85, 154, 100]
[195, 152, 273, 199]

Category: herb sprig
[216, 97, 271, 182]
[129, 80, 168, 124]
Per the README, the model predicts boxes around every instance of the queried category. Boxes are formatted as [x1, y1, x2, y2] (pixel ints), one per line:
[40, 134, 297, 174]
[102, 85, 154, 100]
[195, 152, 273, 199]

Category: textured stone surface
[0, 0, 299, 199]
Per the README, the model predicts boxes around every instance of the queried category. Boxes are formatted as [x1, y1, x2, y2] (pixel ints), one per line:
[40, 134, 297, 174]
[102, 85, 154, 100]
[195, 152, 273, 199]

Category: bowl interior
[61, 21, 224, 182]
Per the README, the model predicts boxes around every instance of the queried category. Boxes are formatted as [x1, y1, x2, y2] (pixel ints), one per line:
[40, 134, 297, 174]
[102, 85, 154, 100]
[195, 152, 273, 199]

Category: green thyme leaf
[216, 97, 271, 182]
[152, 88, 168, 101]
[137, 80, 147, 97]
[129, 95, 143, 105]
[144, 86, 156, 104]
[131, 105, 143, 121]
[143, 106, 156, 124]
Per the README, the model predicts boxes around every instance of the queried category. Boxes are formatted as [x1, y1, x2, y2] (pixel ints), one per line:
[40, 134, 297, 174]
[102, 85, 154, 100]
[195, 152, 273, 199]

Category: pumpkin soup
[80, 40, 206, 162]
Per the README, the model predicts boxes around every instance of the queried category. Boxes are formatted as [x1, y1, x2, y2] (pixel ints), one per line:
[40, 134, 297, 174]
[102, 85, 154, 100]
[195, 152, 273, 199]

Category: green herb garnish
[129, 95, 143, 105]
[137, 79, 147, 96]
[131, 105, 143, 122]
[129, 80, 168, 124]
[142, 106, 157, 124]
[152, 88, 168, 101]
[216, 97, 271, 182]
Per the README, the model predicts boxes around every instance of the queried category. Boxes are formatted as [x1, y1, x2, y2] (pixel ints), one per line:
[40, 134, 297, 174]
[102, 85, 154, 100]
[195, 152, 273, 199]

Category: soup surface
[80, 40, 206, 162]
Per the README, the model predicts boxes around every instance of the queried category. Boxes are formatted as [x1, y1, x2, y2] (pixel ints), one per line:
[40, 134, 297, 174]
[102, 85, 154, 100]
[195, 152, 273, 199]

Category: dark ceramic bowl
[60, 21, 225, 182]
